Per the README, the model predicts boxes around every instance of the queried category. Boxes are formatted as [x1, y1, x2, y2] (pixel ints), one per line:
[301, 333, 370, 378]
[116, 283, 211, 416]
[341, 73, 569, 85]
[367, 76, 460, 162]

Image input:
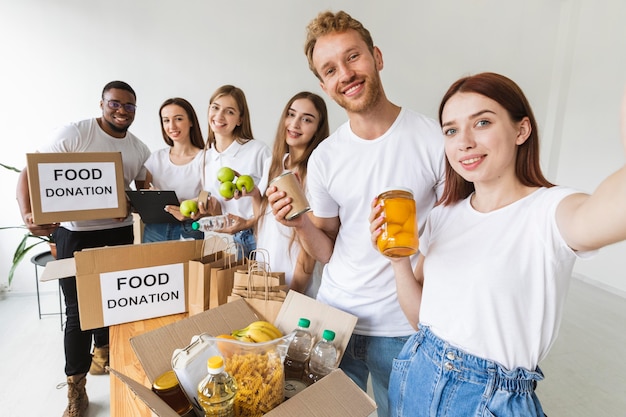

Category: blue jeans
[142, 221, 204, 243]
[340, 334, 409, 417]
[233, 228, 256, 259]
[389, 326, 546, 417]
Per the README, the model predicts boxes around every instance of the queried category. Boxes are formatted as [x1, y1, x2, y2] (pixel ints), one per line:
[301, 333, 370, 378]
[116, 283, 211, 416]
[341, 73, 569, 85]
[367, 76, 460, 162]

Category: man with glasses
[16, 80, 151, 417]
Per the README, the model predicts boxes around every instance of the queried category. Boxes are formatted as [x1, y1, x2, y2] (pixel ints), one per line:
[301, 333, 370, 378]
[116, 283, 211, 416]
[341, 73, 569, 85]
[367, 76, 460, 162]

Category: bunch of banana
[231, 320, 283, 343]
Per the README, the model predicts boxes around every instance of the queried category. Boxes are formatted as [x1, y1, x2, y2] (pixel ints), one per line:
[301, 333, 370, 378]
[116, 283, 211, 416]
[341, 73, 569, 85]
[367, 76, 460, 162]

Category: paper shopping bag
[208, 243, 248, 309]
[232, 268, 285, 291]
[187, 236, 229, 316]
[226, 250, 286, 322]
[233, 249, 285, 290]
[227, 294, 284, 323]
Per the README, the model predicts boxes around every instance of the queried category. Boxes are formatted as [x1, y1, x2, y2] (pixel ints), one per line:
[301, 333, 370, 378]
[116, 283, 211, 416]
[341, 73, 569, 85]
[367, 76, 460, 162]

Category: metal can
[152, 370, 194, 416]
[269, 171, 311, 220]
[376, 188, 419, 257]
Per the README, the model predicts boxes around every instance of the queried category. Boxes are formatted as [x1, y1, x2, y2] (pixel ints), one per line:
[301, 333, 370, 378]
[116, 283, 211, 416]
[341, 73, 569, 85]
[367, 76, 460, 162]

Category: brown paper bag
[226, 250, 286, 322]
[187, 236, 229, 316]
[233, 268, 285, 290]
[226, 294, 284, 323]
[208, 243, 248, 309]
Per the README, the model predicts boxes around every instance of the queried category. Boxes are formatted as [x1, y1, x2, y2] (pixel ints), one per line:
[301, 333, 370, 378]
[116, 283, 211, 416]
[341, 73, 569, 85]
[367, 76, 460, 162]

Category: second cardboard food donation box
[42, 239, 212, 330]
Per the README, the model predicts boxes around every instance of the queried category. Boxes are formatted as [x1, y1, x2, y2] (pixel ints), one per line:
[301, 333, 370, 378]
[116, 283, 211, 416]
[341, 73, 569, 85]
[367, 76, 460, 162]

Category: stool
[31, 251, 64, 330]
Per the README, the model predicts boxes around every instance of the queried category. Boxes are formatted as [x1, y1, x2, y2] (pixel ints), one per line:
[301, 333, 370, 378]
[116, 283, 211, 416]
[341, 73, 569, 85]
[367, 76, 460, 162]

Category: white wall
[1, 0, 624, 295]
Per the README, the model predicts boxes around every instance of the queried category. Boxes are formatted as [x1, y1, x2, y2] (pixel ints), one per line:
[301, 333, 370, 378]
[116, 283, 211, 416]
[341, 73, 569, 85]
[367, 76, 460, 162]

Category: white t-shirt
[203, 140, 271, 220]
[144, 147, 204, 202]
[308, 108, 445, 336]
[419, 186, 593, 371]
[39, 118, 151, 231]
[256, 154, 321, 298]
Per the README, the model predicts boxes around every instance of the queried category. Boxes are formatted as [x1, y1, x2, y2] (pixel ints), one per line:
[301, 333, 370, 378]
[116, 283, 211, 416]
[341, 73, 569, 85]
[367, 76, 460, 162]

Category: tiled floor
[0, 277, 624, 416]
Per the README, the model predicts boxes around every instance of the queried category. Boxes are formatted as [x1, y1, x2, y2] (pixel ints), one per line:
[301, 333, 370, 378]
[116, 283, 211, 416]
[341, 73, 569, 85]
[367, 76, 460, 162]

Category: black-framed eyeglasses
[104, 99, 137, 113]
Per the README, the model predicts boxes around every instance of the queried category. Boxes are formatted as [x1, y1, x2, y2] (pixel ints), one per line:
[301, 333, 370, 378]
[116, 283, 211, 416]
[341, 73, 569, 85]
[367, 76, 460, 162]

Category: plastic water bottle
[192, 215, 235, 232]
[304, 329, 338, 385]
[197, 356, 238, 417]
[283, 318, 313, 399]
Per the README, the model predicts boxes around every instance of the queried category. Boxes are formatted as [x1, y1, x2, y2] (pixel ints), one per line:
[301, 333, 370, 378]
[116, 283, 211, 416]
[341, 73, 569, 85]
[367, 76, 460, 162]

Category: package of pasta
[215, 335, 293, 416]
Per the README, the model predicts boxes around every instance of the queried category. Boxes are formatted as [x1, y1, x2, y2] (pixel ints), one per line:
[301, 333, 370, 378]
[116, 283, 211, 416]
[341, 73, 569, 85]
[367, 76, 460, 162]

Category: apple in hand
[219, 181, 236, 198]
[217, 166, 235, 183]
[235, 174, 255, 193]
[179, 199, 198, 217]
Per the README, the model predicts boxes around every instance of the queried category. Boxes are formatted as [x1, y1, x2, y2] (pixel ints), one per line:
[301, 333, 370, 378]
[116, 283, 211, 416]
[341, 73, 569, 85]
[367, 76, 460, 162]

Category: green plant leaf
[0, 163, 21, 173]
[5, 230, 51, 287]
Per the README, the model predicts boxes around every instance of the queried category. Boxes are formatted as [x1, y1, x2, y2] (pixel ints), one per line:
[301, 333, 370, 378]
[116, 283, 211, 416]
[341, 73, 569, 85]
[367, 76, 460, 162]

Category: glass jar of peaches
[376, 188, 419, 257]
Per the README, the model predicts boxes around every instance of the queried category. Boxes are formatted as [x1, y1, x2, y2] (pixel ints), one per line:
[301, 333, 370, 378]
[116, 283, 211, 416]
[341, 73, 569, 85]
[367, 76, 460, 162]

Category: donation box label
[100, 263, 186, 326]
[38, 161, 119, 212]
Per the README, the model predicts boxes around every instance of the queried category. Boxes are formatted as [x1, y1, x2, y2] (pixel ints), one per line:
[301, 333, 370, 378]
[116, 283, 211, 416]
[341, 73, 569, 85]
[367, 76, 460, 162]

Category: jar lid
[378, 186, 414, 197]
[152, 370, 179, 391]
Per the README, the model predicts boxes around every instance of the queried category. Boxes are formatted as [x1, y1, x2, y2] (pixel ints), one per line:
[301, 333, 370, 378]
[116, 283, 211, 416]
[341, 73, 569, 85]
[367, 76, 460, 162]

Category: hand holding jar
[370, 187, 419, 257]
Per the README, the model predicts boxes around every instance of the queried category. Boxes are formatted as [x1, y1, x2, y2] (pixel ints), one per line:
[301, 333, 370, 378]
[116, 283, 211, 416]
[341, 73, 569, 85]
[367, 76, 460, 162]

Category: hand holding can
[269, 171, 310, 220]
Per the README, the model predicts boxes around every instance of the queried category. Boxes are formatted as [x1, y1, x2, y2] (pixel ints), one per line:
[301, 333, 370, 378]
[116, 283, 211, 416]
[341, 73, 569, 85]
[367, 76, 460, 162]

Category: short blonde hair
[304, 10, 375, 80]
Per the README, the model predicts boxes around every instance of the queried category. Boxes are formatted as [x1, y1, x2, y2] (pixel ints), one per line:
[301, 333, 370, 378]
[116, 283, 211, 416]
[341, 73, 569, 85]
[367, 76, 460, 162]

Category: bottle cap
[298, 318, 311, 328]
[207, 355, 225, 373]
[322, 329, 336, 341]
[191, 221, 200, 230]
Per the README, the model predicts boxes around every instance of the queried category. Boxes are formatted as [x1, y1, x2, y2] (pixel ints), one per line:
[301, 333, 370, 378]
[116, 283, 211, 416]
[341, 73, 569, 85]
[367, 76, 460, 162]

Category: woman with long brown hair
[371, 72, 626, 416]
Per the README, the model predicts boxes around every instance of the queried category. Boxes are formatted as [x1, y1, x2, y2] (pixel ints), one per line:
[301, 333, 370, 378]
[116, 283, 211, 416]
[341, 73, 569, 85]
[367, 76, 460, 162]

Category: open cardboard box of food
[109, 291, 377, 417]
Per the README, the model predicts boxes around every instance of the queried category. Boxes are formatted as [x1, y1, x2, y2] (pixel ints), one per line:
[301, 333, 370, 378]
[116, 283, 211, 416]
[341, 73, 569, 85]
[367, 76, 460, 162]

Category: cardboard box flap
[130, 298, 259, 382]
[274, 292, 358, 361]
[108, 368, 180, 417]
[110, 366, 376, 417]
[41, 257, 75, 282]
[265, 369, 377, 417]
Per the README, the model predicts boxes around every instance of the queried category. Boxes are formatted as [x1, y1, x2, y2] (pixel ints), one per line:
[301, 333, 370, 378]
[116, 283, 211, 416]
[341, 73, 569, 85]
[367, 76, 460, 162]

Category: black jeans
[55, 225, 133, 376]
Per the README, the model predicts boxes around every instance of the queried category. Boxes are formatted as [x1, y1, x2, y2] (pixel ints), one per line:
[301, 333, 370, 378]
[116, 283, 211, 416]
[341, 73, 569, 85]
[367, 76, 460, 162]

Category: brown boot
[89, 344, 109, 375]
[62, 374, 88, 417]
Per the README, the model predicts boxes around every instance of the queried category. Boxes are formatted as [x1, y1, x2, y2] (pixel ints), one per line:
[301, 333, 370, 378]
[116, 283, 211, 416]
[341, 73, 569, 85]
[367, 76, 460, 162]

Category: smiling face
[100, 88, 136, 137]
[284, 98, 320, 153]
[161, 104, 192, 144]
[312, 29, 383, 114]
[208, 94, 242, 138]
[441, 92, 530, 188]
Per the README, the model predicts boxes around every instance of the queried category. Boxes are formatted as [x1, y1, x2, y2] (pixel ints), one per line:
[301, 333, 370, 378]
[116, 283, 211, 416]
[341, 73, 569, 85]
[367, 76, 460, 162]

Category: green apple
[219, 181, 236, 198]
[217, 166, 235, 183]
[235, 174, 255, 192]
[179, 199, 198, 217]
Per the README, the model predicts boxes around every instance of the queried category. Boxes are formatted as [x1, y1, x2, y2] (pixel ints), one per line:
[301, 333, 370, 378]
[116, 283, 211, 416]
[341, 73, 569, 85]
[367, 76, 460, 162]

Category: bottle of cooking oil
[197, 355, 238, 417]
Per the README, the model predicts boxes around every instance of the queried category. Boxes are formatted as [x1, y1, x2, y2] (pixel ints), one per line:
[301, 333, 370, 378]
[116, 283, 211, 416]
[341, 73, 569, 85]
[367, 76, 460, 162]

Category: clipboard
[126, 190, 181, 224]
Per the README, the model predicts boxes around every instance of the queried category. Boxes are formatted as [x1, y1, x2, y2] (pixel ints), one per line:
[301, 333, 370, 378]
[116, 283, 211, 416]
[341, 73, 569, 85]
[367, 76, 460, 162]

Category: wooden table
[109, 313, 187, 417]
